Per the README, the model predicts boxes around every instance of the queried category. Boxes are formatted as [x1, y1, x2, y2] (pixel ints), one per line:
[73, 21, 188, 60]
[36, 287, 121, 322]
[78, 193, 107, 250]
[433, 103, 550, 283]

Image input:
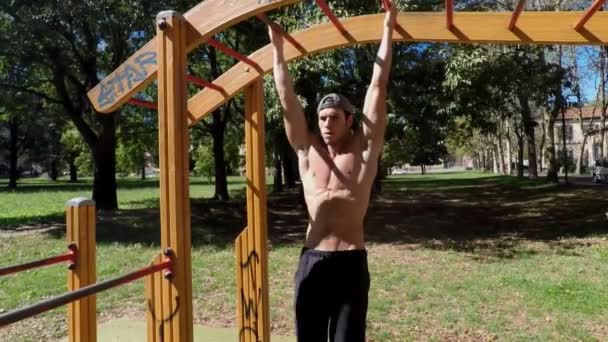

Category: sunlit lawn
[1, 172, 608, 341]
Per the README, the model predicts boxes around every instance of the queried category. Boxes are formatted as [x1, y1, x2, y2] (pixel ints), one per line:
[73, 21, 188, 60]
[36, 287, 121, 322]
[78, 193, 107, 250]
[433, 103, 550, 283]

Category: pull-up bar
[446, 0, 454, 28]
[508, 0, 526, 30]
[575, 0, 605, 30]
[314, 0, 355, 42]
[0, 244, 76, 276]
[128, 98, 157, 110]
[256, 14, 307, 54]
[0, 250, 174, 328]
[206, 38, 262, 72]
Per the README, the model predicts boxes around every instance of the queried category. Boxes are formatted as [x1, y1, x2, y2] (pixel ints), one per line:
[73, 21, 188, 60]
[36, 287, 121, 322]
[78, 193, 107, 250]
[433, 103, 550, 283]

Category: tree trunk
[279, 134, 297, 188]
[69, 162, 78, 183]
[420, 165, 426, 175]
[496, 138, 505, 174]
[8, 117, 18, 189]
[505, 121, 513, 175]
[539, 116, 546, 172]
[212, 119, 229, 201]
[273, 149, 283, 193]
[92, 114, 118, 211]
[48, 159, 58, 181]
[545, 114, 559, 182]
[576, 135, 588, 175]
[519, 93, 538, 178]
[517, 134, 525, 178]
[141, 157, 146, 181]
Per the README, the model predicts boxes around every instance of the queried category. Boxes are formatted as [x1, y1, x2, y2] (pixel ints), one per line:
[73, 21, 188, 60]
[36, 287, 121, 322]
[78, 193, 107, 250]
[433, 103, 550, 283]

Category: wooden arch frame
[85, 1, 607, 341]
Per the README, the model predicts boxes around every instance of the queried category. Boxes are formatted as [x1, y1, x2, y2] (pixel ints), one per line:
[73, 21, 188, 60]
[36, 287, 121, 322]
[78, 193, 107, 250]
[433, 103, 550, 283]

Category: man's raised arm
[362, 2, 397, 149]
[269, 27, 310, 154]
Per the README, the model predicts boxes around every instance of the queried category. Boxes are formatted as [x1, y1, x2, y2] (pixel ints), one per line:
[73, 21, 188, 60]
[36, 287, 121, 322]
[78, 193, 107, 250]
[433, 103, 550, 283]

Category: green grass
[2, 172, 608, 341]
[0, 176, 249, 228]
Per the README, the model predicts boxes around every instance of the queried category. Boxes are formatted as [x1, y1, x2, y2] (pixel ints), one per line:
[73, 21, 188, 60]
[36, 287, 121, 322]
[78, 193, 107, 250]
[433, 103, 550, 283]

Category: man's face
[318, 107, 353, 145]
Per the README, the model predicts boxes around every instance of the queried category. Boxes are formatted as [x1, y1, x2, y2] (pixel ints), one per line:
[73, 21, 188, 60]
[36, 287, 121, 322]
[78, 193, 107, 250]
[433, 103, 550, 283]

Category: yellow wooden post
[152, 10, 193, 342]
[235, 78, 270, 342]
[65, 198, 96, 342]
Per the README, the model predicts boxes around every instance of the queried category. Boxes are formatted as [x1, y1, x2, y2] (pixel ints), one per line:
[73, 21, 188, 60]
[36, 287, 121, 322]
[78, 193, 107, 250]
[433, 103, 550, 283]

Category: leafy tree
[0, 0, 169, 209]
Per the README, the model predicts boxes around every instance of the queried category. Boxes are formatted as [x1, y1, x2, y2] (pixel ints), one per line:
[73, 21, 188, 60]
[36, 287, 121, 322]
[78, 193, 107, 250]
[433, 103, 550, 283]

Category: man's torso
[299, 132, 379, 251]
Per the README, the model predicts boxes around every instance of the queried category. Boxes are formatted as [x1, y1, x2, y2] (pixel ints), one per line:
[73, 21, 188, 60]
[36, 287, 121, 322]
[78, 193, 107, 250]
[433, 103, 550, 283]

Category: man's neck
[325, 132, 353, 157]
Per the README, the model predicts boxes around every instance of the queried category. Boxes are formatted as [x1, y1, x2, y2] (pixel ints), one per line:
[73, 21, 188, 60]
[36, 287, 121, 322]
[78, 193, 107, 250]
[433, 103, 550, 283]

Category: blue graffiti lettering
[96, 51, 158, 108]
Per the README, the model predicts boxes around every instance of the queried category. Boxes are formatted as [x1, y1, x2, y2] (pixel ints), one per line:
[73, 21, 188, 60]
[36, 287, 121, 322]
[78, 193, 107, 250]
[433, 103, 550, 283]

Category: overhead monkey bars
[314, 0, 355, 42]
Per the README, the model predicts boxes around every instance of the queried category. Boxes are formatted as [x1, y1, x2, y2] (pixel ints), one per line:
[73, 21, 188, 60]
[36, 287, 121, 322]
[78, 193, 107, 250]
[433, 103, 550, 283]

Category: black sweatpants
[294, 248, 370, 342]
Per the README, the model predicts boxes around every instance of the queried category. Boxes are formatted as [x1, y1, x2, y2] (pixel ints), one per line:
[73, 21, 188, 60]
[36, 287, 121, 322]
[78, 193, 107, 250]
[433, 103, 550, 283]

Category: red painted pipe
[508, 0, 526, 30]
[0, 246, 76, 277]
[314, 0, 352, 39]
[574, 0, 605, 30]
[128, 98, 157, 110]
[206, 38, 260, 70]
[256, 14, 307, 54]
[186, 74, 226, 93]
[446, 0, 454, 28]
[0, 255, 173, 327]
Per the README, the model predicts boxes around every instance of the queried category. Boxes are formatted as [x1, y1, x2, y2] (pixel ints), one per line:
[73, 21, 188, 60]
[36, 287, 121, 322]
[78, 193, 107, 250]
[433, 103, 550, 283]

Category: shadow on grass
[35, 174, 608, 259]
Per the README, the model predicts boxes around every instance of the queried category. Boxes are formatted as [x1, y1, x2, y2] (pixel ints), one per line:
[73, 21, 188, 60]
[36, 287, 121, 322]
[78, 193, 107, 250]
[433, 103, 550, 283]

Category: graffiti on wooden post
[239, 250, 262, 342]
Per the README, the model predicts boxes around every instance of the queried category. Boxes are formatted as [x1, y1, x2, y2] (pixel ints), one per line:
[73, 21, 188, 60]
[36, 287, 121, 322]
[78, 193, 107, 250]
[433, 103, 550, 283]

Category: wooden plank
[235, 234, 244, 341]
[155, 11, 193, 342]
[66, 206, 75, 342]
[187, 11, 608, 123]
[86, 204, 97, 342]
[87, 0, 300, 113]
[250, 78, 270, 342]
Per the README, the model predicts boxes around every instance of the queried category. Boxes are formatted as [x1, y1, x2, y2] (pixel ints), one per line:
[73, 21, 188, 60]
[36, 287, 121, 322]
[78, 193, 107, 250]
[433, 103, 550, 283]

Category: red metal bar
[128, 98, 157, 110]
[186, 74, 225, 93]
[381, 0, 390, 11]
[508, 0, 526, 31]
[206, 38, 261, 71]
[256, 14, 307, 54]
[0, 254, 173, 327]
[314, 0, 354, 41]
[0, 246, 76, 277]
[574, 0, 606, 30]
[446, 0, 454, 28]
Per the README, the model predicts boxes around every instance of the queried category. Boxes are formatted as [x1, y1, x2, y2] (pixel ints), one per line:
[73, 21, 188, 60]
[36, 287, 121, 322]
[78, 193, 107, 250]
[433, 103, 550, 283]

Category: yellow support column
[152, 10, 193, 342]
[65, 198, 96, 342]
[235, 78, 270, 342]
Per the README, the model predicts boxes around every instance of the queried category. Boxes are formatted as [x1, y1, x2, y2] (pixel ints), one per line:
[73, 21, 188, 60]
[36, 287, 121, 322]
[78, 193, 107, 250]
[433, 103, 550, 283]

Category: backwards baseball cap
[317, 93, 356, 115]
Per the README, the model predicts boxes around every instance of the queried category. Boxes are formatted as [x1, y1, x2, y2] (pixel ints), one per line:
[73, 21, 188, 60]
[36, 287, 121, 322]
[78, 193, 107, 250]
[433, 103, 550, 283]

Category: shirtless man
[269, 2, 397, 341]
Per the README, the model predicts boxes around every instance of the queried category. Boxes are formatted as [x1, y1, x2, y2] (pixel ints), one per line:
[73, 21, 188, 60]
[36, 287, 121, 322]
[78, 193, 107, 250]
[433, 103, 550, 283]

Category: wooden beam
[187, 11, 608, 124]
[66, 198, 96, 342]
[155, 10, 192, 342]
[87, 0, 301, 114]
[574, 0, 605, 31]
[235, 78, 270, 342]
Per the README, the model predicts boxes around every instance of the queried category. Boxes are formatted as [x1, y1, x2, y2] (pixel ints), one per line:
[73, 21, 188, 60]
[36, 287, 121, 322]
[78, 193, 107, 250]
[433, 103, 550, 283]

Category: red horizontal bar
[0, 255, 173, 327]
[314, 0, 354, 41]
[508, 0, 526, 31]
[128, 98, 157, 110]
[256, 14, 307, 54]
[446, 0, 454, 28]
[0, 247, 75, 277]
[574, 0, 605, 30]
[186, 74, 226, 93]
[206, 38, 261, 71]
